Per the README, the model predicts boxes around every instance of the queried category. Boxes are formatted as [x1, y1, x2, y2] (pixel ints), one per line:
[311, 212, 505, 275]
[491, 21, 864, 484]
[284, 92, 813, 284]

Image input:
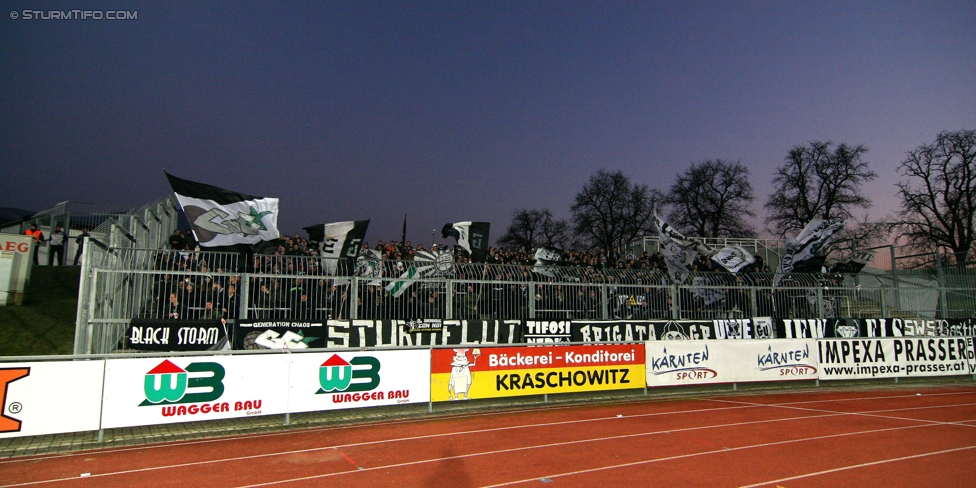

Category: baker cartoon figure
[448, 348, 480, 400]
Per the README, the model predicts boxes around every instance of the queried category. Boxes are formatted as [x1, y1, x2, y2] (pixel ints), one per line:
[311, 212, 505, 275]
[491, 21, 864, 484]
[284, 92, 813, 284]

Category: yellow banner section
[431, 364, 645, 402]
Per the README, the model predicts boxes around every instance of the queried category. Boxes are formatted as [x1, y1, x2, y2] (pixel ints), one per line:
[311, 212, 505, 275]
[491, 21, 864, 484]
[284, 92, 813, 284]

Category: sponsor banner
[233, 320, 327, 350]
[101, 355, 289, 428]
[430, 344, 645, 402]
[326, 320, 522, 348]
[127, 319, 227, 352]
[817, 339, 902, 380]
[0, 361, 104, 438]
[524, 320, 573, 343]
[894, 337, 972, 378]
[645, 340, 818, 387]
[287, 349, 430, 413]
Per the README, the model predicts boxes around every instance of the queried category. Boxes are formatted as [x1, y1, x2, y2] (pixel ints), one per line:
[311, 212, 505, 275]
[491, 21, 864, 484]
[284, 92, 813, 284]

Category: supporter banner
[868, 317, 976, 338]
[326, 319, 522, 348]
[968, 337, 976, 375]
[233, 320, 327, 350]
[430, 344, 645, 402]
[524, 320, 573, 343]
[778, 318, 975, 339]
[101, 354, 289, 429]
[127, 319, 227, 352]
[287, 349, 430, 413]
[777, 318, 864, 339]
[712, 317, 775, 340]
[894, 337, 971, 378]
[572, 320, 657, 343]
[817, 339, 902, 380]
[645, 340, 818, 387]
[571, 320, 715, 342]
[0, 361, 104, 438]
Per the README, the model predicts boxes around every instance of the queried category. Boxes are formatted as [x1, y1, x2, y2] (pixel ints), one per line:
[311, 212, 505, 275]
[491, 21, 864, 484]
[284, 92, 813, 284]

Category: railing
[74, 248, 976, 354]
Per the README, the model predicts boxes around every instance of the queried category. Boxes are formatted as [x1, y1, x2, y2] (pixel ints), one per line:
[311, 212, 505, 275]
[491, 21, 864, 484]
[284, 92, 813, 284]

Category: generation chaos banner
[430, 344, 644, 402]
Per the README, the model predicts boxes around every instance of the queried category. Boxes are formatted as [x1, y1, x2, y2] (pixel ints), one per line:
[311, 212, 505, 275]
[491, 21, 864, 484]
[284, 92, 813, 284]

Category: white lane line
[479, 421, 973, 488]
[706, 397, 976, 429]
[737, 445, 976, 488]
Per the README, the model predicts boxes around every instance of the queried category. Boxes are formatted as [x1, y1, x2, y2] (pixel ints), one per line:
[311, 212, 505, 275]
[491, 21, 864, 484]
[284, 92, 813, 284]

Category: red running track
[1, 386, 975, 487]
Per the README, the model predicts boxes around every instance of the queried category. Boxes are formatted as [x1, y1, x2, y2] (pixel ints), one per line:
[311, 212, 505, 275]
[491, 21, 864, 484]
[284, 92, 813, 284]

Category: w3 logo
[316, 355, 380, 394]
[140, 360, 225, 406]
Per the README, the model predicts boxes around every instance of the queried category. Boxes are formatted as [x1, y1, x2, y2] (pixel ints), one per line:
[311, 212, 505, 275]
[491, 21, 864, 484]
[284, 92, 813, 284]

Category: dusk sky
[2, 1, 974, 246]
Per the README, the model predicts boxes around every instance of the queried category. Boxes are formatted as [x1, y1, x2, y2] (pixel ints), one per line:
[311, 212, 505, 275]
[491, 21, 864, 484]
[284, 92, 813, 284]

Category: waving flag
[442, 221, 490, 262]
[166, 172, 279, 251]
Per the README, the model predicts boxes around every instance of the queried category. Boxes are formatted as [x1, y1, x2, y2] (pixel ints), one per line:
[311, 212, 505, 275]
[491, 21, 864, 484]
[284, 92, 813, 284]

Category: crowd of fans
[145, 229, 837, 324]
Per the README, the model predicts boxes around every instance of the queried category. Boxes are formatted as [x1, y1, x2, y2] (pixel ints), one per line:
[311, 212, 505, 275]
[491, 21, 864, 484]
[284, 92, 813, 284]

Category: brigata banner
[818, 338, 973, 380]
[571, 320, 715, 342]
[287, 349, 430, 413]
[0, 361, 104, 438]
[429, 344, 645, 402]
[101, 354, 289, 428]
[645, 339, 818, 387]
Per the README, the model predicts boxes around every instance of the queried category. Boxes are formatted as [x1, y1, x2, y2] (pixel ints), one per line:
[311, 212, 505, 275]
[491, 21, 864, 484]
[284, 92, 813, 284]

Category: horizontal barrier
[1, 338, 974, 439]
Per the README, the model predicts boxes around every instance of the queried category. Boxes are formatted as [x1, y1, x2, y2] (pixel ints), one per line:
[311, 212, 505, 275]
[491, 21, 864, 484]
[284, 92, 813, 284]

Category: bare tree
[664, 159, 756, 238]
[765, 141, 877, 237]
[571, 169, 663, 258]
[497, 208, 570, 251]
[896, 129, 976, 265]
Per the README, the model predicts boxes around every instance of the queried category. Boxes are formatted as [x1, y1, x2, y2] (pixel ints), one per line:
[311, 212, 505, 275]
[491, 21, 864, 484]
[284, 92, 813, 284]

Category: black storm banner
[126, 319, 226, 352]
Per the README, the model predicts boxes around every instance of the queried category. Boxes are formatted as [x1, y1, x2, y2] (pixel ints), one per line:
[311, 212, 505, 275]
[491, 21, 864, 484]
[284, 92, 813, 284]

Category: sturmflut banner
[0, 361, 105, 438]
[325, 319, 522, 348]
[430, 344, 645, 402]
[287, 350, 430, 413]
[644, 339, 818, 387]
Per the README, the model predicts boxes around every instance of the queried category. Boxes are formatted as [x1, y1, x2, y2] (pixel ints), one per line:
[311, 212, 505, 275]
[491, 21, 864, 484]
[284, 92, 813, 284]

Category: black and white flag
[711, 246, 755, 273]
[166, 172, 280, 250]
[532, 246, 565, 278]
[385, 249, 454, 298]
[775, 218, 844, 284]
[304, 220, 369, 275]
[830, 249, 877, 274]
[442, 221, 490, 262]
[655, 210, 707, 284]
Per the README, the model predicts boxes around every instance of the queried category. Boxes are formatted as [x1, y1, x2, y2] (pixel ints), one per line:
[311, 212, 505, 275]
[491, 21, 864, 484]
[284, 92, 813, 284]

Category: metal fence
[75, 248, 976, 354]
[73, 197, 181, 354]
